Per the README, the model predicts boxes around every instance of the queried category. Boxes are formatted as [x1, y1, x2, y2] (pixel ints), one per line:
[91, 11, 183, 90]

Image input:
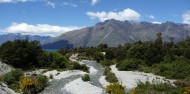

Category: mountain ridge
[0, 33, 53, 45]
[45, 19, 190, 48]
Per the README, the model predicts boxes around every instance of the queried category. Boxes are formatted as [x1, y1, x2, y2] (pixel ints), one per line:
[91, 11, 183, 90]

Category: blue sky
[0, 0, 190, 36]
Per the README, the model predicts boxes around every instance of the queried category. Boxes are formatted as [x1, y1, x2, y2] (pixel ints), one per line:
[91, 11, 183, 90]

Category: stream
[41, 60, 106, 94]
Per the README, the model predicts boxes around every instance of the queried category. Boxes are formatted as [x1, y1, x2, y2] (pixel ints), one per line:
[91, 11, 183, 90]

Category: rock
[0, 82, 20, 94]
[0, 61, 12, 76]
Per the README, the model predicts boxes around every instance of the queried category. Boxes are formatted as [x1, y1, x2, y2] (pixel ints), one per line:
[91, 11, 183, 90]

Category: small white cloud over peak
[182, 11, 190, 24]
[91, 0, 97, 5]
[152, 21, 162, 24]
[4, 23, 84, 37]
[0, 0, 34, 3]
[86, 8, 141, 21]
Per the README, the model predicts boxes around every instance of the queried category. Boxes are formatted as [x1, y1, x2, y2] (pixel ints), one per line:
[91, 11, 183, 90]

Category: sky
[0, 0, 190, 36]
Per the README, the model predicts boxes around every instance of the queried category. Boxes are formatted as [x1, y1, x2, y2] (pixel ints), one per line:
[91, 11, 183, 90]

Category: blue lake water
[43, 49, 58, 52]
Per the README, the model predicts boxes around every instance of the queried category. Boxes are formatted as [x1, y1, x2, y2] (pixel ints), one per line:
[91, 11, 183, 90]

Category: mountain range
[0, 33, 53, 45]
[47, 19, 190, 48]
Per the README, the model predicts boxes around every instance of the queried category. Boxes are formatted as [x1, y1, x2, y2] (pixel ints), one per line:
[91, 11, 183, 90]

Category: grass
[133, 81, 184, 94]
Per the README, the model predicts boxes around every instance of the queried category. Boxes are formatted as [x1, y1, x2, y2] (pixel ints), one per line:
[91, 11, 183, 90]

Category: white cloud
[91, 0, 97, 5]
[182, 11, 190, 24]
[0, 0, 34, 3]
[4, 23, 84, 37]
[62, 2, 77, 7]
[149, 15, 155, 19]
[86, 8, 141, 21]
[46, 1, 55, 8]
[145, 14, 155, 19]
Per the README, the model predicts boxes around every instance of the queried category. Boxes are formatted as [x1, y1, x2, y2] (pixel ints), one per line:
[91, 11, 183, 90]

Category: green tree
[155, 32, 163, 48]
[93, 51, 104, 62]
[0, 39, 43, 68]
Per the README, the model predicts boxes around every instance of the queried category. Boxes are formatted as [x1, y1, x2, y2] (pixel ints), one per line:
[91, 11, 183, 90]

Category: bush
[100, 59, 114, 67]
[134, 82, 183, 94]
[9, 82, 20, 92]
[103, 67, 111, 75]
[105, 82, 126, 94]
[20, 77, 35, 94]
[82, 74, 90, 82]
[93, 51, 104, 62]
[35, 75, 48, 92]
[105, 72, 118, 83]
[184, 86, 190, 94]
[68, 62, 89, 73]
[152, 56, 190, 80]
[1, 69, 23, 85]
[130, 88, 136, 94]
[43, 52, 68, 69]
[116, 58, 143, 71]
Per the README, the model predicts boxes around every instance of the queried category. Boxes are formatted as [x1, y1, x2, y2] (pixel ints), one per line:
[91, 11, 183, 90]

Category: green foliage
[100, 59, 115, 67]
[127, 42, 148, 60]
[116, 58, 143, 71]
[106, 82, 126, 94]
[152, 56, 190, 80]
[35, 75, 48, 92]
[40, 51, 69, 69]
[103, 66, 111, 75]
[105, 72, 118, 83]
[1, 69, 23, 85]
[93, 51, 104, 62]
[184, 48, 190, 59]
[58, 48, 68, 55]
[105, 50, 115, 60]
[0, 69, 23, 92]
[82, 74, 90, 82]
[134, 82, 183, 94]
[104, 66, 118, 83]
[0, 40, 43, 68]
[97, 44, 108, 49]
[68, 62, 89, 72]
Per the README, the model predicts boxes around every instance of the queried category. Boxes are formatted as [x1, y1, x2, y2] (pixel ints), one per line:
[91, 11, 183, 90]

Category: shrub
[9, 82, 20, 92]
[105, 82, 126, 94]
[184, 86, 190, 94]
[35, 75, 48, 92]
[100, 59, 114, 67]
[134, 81, 183, 94]
[105, 72, 118, 83]
[103, 67, 111, 75]
[130, 88, 136, 94]
[82, 74, 90, 82]
[20, 77, 35, 94]
[116, 58, 143, 71]
[152, 57, 190, 80]
[1, 69, 23, 85]
[68, 62, 89, 73]
[93, 51, 104, 62]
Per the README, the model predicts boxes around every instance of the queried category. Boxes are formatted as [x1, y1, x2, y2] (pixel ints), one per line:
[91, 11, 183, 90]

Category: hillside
[46, 19, 190, 48]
